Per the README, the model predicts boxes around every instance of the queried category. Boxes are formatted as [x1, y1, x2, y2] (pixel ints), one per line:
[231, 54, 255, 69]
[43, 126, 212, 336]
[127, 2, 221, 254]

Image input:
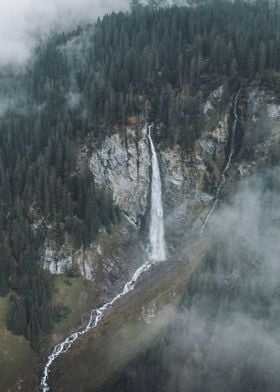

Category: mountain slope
[51, 242, 208, 391]
[0, 1, 280, 390]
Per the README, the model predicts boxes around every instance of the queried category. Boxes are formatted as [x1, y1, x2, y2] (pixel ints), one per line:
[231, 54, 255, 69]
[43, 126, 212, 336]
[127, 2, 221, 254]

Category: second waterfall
[148, 125, 166, 262]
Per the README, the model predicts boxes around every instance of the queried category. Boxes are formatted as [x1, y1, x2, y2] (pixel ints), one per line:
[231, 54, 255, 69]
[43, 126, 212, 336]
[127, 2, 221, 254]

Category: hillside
[0, 1, 279, 391]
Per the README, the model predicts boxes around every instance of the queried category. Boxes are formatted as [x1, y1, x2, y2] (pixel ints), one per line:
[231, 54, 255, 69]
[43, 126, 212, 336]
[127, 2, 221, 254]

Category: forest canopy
[0, 0, 279, 349]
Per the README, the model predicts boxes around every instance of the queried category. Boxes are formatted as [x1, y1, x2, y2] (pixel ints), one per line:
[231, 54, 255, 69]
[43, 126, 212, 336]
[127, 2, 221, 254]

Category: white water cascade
[39, 125, 166, 391]
[200, 90, 240, 239]
[148, 124, 166, 261]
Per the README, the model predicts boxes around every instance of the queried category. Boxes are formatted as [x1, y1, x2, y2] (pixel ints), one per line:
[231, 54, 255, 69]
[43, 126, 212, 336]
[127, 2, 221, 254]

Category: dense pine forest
[0, 0, 280, 351]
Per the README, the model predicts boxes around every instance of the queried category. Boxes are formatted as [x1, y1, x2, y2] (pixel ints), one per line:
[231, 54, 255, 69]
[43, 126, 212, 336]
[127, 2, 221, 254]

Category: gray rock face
[43, 86, 280, 283]
[42, 88, 232, 278]
[42, 241, 99, 280]
[90, 128, 150, 224]
[86, 105, 230, 255]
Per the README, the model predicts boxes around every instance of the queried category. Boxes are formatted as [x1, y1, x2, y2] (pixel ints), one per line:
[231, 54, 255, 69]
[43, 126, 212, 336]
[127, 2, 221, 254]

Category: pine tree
[7, 296, 28, 336]
[0, 273, 9, 297]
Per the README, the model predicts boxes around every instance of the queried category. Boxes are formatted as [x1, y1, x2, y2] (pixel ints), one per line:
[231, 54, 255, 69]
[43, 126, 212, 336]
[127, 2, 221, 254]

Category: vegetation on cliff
[0, 0, 279, 355]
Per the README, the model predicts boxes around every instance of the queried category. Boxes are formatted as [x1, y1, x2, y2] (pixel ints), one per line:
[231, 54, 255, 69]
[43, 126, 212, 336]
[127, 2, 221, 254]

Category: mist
[104, 168, 280, 392]
[0, 0, 130, 65]
[169, 172, 280, 391]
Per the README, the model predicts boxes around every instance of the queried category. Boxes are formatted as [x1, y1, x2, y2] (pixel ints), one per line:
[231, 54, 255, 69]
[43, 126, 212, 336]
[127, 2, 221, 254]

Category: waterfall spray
[148, 124, 166, 261]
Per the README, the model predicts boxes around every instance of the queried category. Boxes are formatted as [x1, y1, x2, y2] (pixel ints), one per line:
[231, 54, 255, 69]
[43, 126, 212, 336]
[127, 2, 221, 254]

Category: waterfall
[39, 125, 166, 391]
[200, 90, 240, 239]
[148, 124, 166, 262]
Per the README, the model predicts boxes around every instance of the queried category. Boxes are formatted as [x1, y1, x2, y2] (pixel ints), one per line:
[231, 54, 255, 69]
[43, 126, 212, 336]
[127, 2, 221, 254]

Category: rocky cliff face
[43, 84, 280, 285]
[85, 86, 232, 257]
[90, 127, 150, 223]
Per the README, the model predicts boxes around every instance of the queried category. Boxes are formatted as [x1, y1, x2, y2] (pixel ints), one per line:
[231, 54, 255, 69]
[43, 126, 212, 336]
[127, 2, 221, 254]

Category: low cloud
[108, 169, 280, 392]
[0, 0, 130, 65]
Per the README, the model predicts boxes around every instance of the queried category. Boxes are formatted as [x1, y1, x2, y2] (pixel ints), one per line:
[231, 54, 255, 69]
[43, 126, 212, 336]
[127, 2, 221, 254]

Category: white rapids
[148, 124, 166, 261]
[39, 124, 166, 391]
[200, 90, 240, 239]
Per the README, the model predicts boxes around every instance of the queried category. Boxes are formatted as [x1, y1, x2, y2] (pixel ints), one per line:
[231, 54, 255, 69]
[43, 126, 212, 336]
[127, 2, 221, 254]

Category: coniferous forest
[0, 0, 280, 351]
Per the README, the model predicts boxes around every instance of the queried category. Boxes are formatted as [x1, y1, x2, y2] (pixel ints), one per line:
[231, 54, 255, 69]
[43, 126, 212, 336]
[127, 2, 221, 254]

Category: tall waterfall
[148, 125, 166, 261]
[200, 90, 240, 239]
[39, 125, 166, 391]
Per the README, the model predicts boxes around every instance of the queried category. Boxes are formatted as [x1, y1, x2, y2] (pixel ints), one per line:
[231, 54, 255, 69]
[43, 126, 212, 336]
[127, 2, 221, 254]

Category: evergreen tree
[7, 296, 28, 336]
[0, 0, 279, 349]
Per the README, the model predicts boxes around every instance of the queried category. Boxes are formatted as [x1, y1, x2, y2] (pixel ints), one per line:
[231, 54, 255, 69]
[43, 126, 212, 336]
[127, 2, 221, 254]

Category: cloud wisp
[105, 169, 280, 392]
[0, 0, 129, 65]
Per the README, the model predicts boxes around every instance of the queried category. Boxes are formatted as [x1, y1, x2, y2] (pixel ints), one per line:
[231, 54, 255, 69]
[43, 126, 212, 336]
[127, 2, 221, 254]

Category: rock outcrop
[43, 85, 280, 282]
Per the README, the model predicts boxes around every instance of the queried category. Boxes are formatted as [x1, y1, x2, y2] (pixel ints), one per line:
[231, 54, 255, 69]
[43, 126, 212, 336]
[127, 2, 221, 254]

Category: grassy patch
[46, 275, 98, 344]
[0, 295, 37, 392]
